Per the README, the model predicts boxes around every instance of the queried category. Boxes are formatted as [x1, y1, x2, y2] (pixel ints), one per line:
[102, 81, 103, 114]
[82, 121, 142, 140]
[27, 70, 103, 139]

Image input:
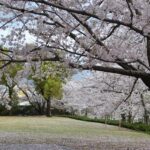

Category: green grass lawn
[0, 116, 149, 140]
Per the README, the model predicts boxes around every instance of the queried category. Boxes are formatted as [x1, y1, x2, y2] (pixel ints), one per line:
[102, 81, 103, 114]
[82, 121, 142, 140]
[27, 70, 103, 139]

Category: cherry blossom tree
[0, 0, 150, 120]
[63, 71, 150, 123]
[0, 0, 149, 87]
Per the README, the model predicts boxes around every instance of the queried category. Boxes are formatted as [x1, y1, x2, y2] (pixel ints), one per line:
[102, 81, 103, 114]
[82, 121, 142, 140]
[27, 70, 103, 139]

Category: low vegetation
[0, 116, 148, 138]
[63, 115, 150, 134]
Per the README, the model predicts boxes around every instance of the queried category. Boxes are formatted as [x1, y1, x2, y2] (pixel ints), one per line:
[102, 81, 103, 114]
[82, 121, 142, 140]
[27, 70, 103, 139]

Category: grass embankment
[63, 115, 150, 134]
[0, 116, 149, 140]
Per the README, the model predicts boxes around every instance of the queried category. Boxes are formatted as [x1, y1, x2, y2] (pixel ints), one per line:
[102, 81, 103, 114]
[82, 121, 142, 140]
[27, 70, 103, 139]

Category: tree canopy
[0, 0, 150, 119]
[0, 0, 149, 86]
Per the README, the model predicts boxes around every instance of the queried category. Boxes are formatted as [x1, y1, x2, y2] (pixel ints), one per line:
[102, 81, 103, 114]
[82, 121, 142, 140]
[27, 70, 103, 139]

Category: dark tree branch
[110, 78, 138, 114]
[147, 37, 150, 66]
[126, 0, 134, 24]
[69, 63, 150, 79]
[0, 14, 22, 29]
[0, 61, 12, 69]
[26, 0, 149, 38]
[101, 24, 120, 41]
[0, 1, 149, 38]
[71, 13, 109, 52]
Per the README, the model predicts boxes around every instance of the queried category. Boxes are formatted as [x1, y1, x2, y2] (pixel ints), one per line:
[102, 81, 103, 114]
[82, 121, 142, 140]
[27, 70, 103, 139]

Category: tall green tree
[33, 75, 63, 116]
[30, 61, 68, 116]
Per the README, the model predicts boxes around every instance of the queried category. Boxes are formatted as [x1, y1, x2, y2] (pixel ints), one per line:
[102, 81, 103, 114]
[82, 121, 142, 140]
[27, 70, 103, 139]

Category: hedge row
[61, 115, 150, 134]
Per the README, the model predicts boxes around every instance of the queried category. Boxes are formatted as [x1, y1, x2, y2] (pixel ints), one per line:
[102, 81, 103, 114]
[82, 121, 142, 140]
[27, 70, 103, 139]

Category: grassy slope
[0, 116, 149, 140]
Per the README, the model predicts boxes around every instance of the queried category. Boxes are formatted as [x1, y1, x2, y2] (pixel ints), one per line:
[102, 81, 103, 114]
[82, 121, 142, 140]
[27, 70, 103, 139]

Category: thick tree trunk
[127, 111, 132, 123]
[121, 113, 126, 122]
[144, 113, 149, 125]
[46, 99, 51, 117]
[142, 37, 150, 88]
[141, 94, 149, 124]
[147, 37, 150, 66]
[8, 87, 13, 116]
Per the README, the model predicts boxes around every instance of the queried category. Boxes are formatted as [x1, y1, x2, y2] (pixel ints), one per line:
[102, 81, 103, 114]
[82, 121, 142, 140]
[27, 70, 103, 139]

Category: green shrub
[0, 104, 9, 115]
[0, 104, 38, 116]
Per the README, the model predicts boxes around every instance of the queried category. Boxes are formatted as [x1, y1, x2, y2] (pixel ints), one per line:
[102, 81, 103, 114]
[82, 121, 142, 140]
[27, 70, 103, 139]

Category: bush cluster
[0, 104, 38, 116]
[0, 104, 70, 116]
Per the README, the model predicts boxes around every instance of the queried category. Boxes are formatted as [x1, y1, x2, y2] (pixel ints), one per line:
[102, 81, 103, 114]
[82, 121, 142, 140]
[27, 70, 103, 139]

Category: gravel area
[0, 132, 149, 150]
[0, 144, 71, 150]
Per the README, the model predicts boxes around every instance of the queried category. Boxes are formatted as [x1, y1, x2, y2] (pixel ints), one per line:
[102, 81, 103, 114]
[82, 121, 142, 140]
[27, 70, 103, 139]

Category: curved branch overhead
[0, 0, 150, 88]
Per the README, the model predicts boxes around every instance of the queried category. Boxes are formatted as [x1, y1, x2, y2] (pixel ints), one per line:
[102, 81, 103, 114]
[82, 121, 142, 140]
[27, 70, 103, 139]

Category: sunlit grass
[0, 116, 149, 141]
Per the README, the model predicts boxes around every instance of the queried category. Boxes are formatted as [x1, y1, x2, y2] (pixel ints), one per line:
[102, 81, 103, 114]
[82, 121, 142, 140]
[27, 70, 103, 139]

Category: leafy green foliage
[30, 62, 66, 116]
[33, 75, 63, 100]
[30, 61, 69, 100]
[7, 64, 23, 79]
[0, 64, 23, 86]
[0, 63, 23, 107]
[44, 76, 62, 100]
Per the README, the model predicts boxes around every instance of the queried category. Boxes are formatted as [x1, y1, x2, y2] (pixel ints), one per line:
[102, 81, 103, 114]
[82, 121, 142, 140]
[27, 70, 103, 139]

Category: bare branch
[110, 78, 138, 114]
